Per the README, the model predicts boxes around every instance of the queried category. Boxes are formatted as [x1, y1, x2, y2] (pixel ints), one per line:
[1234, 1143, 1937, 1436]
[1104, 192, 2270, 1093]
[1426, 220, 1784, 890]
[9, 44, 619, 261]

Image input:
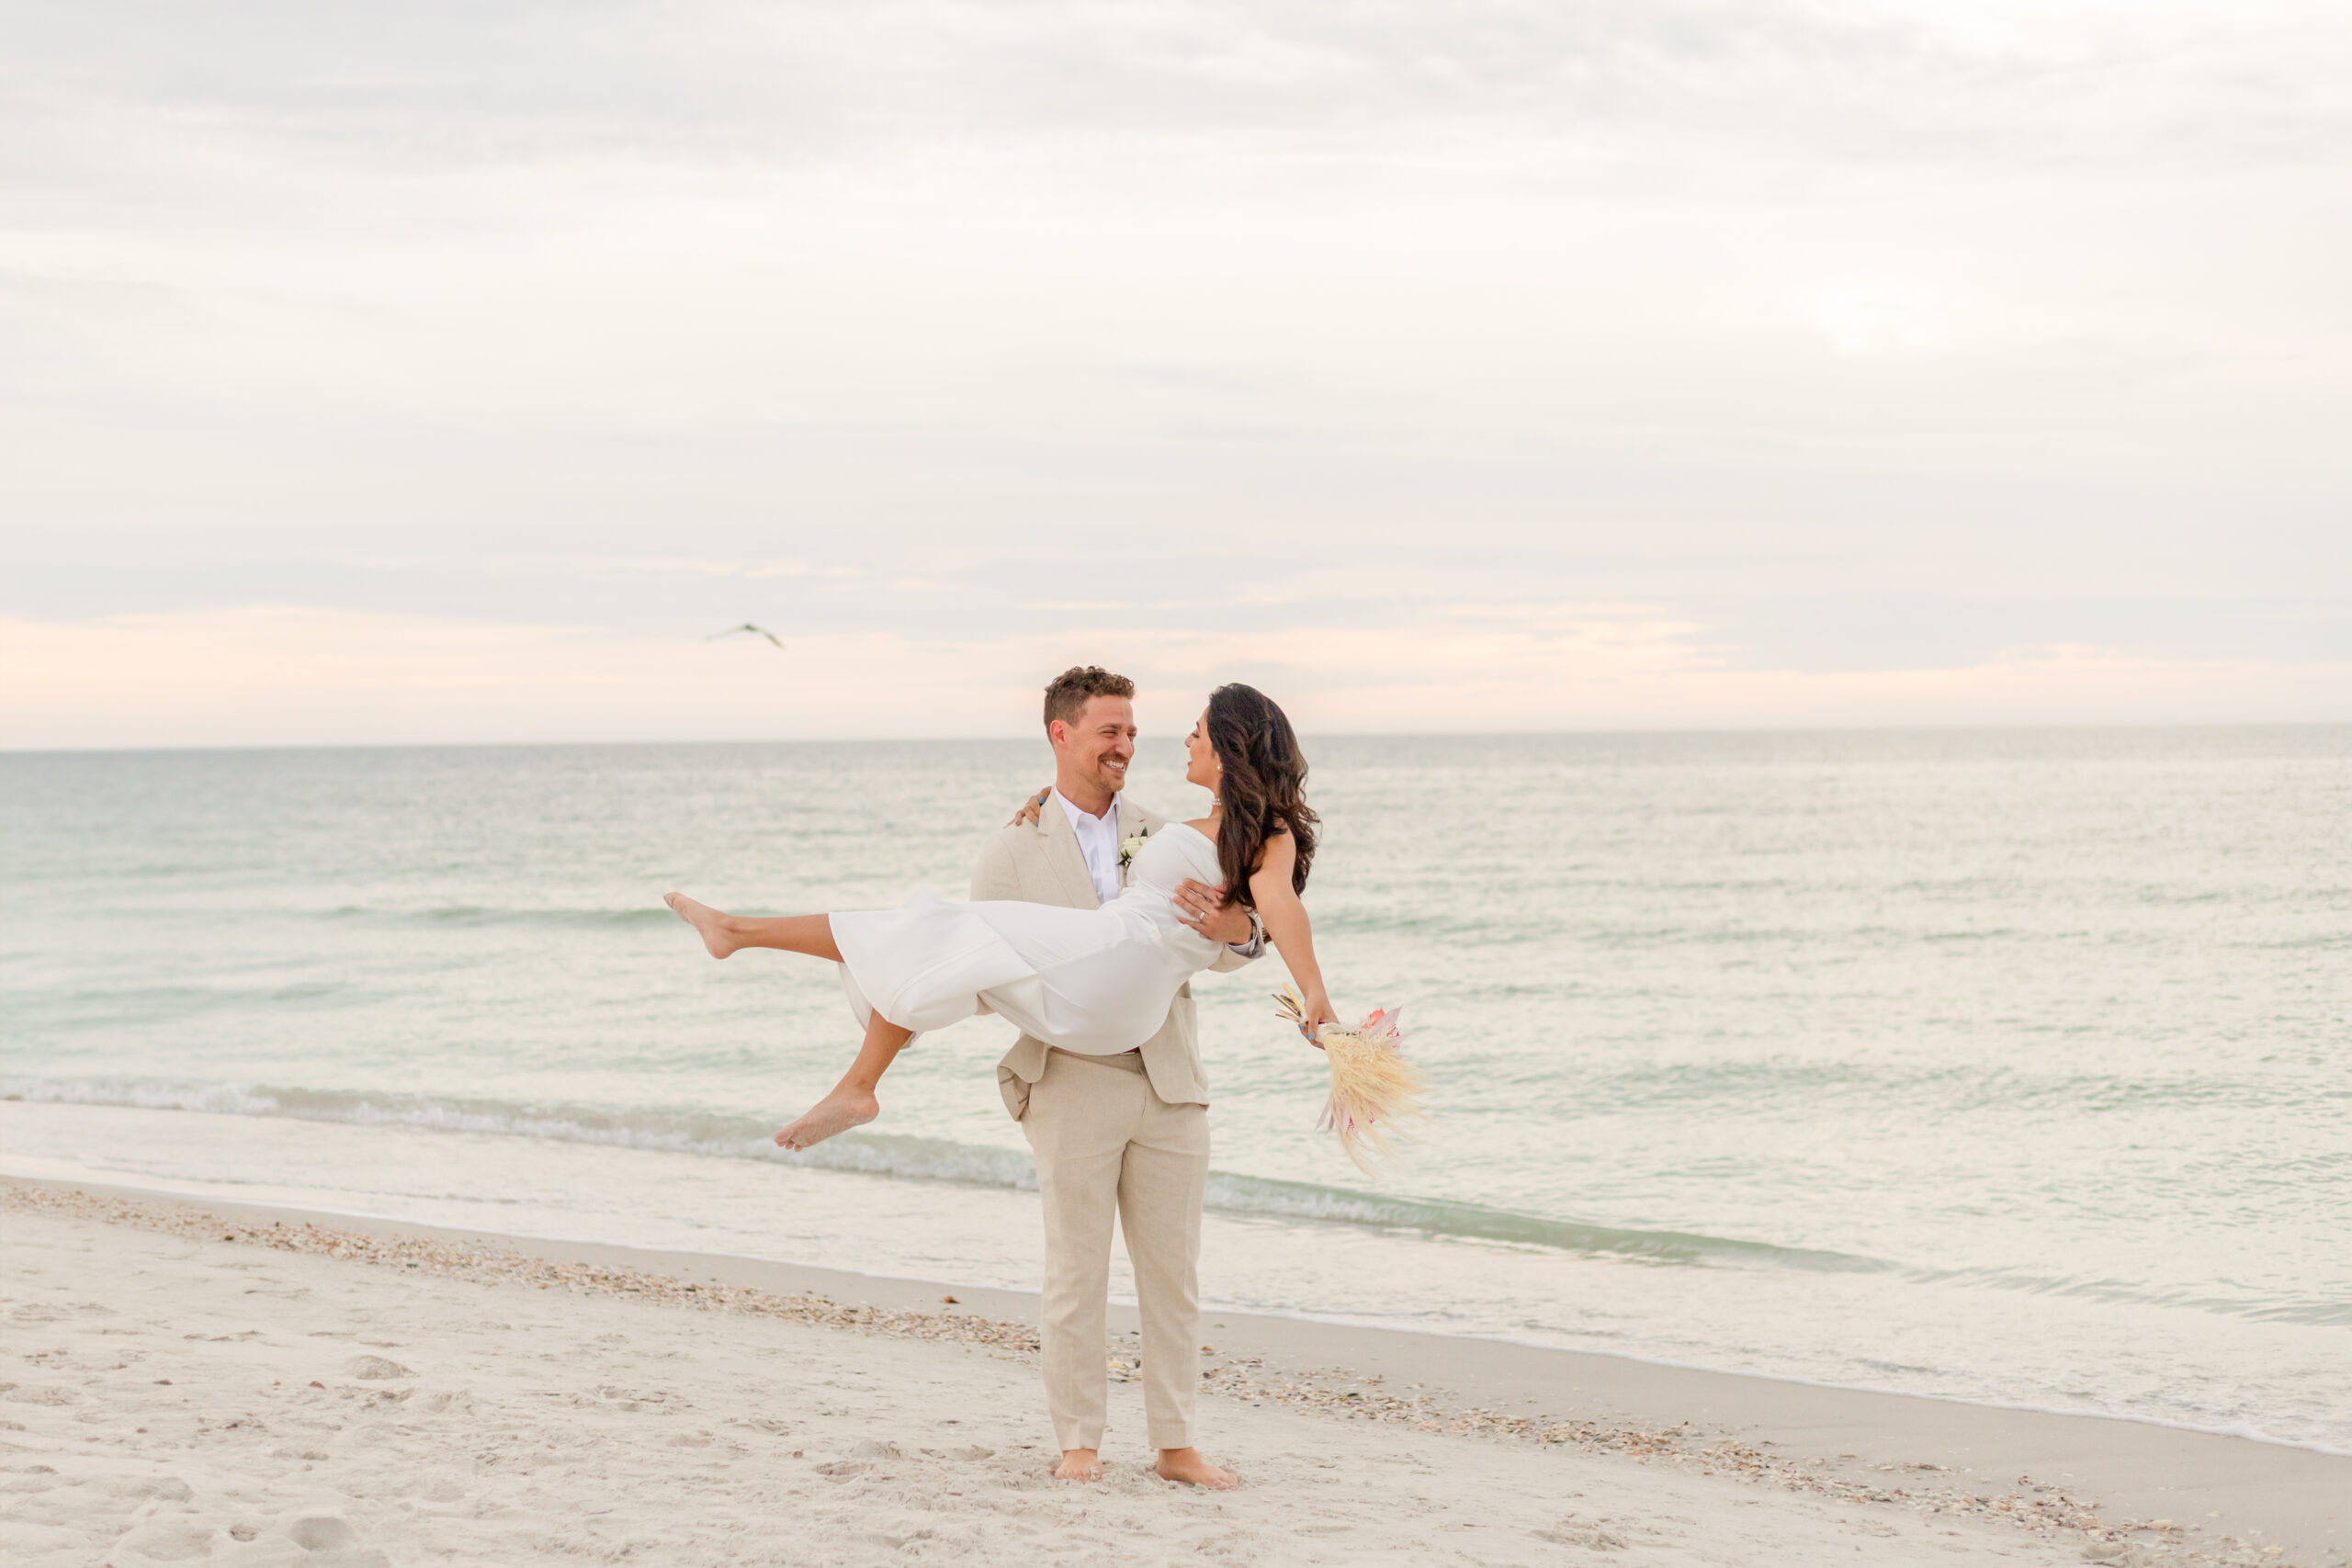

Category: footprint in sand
[288, 1517, 359, 1549]
[234, 1516, 390, 1568]
[1535, 1517, 1629, 1551]
[104, 1476, 193, 1503]
[345, 1356, 412, 1381]
[104, 1521, 214, 1564]
[5, 1385, 76, 1406]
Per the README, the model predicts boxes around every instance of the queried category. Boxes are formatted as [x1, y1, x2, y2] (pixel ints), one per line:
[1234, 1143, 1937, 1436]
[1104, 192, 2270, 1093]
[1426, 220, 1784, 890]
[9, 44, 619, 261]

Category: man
[972, 665, 1261, 1489]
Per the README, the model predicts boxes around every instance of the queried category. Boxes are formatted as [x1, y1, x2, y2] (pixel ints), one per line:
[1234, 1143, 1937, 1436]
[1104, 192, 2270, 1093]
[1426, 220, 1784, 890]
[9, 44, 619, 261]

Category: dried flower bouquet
[1274, 986, 1427, 1172]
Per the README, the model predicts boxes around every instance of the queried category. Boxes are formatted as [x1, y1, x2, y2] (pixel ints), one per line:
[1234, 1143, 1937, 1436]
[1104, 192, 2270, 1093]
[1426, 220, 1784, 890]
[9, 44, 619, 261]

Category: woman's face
[1184, 708, 1220, 795]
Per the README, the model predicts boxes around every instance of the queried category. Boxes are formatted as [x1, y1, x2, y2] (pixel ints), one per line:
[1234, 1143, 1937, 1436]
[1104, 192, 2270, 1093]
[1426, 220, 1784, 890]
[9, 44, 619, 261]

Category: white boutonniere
[1117, 827, 1150, 872]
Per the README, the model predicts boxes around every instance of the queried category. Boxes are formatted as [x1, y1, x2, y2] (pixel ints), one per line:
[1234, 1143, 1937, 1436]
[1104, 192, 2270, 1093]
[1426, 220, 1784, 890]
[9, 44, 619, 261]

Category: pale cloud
[0, 610, 1007, 748]
[2, 0, 2347, 744]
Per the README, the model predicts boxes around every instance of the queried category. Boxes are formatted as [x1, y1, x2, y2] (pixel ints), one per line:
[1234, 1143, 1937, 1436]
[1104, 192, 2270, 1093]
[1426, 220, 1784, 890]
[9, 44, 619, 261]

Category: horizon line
[6, 717, 2349, 759]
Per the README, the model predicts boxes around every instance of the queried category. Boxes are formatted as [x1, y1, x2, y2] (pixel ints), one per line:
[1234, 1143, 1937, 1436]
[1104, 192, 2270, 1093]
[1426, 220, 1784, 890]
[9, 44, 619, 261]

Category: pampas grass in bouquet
[1274, 986, 1427, 1173]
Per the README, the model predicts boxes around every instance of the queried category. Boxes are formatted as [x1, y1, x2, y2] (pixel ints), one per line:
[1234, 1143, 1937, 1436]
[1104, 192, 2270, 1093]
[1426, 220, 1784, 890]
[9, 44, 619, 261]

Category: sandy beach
[4, 1178, 2339, 1568]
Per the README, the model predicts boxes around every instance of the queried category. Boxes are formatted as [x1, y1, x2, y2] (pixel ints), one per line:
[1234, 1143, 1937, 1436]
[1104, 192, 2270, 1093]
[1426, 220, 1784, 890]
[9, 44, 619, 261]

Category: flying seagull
[708, 623, 786, 649]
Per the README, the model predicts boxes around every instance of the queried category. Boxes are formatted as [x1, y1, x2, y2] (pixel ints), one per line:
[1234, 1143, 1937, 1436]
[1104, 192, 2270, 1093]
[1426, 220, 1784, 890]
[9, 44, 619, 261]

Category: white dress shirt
[1054, 788, 1125, 906]
[1051, 789, 1264, 956]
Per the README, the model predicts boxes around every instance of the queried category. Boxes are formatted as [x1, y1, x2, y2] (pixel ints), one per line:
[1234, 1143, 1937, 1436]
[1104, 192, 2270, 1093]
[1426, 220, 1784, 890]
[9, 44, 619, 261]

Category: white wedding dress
[831, 821, 1228, 1054]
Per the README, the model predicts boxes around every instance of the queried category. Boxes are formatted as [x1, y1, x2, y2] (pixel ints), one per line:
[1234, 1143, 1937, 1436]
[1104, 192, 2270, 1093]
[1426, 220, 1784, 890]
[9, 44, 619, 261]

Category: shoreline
[6, 1173, 2343, 1565]
[8, 1145, 2338, 1462]
[6, 1100, 2342, 1463]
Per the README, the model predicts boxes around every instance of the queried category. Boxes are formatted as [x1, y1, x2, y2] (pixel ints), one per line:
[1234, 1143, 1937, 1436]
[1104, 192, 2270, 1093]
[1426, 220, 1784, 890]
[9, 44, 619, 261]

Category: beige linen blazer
[974, 795, 1259, 1120]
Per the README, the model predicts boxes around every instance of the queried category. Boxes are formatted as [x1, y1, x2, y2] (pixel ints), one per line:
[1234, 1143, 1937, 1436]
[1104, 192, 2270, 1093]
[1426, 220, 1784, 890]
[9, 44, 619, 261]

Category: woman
[664, 683, 1333, 1151]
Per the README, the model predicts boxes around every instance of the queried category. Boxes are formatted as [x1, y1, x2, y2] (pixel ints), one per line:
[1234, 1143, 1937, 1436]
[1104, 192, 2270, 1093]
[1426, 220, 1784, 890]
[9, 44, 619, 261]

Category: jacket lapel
[1038, 800, 1101, 910]
[1112, 796, 1149, 889]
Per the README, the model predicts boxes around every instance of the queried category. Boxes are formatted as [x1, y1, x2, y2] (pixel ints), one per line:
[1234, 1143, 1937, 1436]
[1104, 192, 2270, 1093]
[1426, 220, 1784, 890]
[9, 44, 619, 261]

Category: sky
[3, 0, 2347, 747]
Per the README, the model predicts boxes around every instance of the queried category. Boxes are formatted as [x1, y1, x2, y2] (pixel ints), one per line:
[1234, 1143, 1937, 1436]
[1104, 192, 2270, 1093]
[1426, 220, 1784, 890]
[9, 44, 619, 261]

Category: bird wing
[706, 623, 785, 649]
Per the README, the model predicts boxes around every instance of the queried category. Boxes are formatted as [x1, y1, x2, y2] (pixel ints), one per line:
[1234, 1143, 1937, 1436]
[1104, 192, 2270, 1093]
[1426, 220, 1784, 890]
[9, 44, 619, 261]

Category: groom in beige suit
[972, 665, 1261, 1489]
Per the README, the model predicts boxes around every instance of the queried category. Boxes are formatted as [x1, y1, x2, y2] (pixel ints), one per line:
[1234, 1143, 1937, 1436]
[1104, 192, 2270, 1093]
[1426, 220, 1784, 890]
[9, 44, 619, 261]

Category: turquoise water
[4, 730, 2347, 1449]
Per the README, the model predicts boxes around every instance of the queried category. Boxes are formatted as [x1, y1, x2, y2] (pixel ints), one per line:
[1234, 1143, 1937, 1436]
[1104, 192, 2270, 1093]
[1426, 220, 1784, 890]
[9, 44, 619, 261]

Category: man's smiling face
[1052, 694, 1136, 801]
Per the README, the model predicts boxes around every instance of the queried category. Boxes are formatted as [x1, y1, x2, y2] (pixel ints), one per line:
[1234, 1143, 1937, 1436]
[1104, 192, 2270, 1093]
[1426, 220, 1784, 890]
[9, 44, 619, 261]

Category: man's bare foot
[774, 1088, 879, 1151]
[664, 893, 741, 959]
[1053, 1449, 1104, 1482]
[1156, 1448, 1238, 1489]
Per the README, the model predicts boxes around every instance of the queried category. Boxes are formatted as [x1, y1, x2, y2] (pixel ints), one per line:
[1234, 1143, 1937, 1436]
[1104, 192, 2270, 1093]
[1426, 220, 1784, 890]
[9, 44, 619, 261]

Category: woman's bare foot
[1155, 1448, 1238, 1489]
[1053, 1449, 1104, 1482]
[664, 892, 741, 958]
[775, 1088, 879, 1151]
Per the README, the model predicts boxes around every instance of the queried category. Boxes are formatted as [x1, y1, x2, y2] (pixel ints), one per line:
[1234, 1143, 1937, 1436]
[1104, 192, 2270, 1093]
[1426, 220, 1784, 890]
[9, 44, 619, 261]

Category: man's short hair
[1043, 665, 1136, 731]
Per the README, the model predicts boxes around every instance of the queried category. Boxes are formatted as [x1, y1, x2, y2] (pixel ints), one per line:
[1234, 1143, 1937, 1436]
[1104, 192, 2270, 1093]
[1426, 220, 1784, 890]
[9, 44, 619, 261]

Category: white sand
[0, 1189, 2295, 1568]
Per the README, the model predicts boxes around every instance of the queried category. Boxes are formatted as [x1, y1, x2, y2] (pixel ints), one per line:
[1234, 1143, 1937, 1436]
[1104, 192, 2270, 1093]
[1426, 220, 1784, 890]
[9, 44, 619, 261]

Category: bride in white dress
[664, 683, 1338, 1150]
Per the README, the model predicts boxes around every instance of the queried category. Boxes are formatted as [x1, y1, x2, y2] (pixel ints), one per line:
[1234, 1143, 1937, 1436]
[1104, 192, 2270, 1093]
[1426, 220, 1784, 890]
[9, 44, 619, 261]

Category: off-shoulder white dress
[829, 822, 1227, 1054]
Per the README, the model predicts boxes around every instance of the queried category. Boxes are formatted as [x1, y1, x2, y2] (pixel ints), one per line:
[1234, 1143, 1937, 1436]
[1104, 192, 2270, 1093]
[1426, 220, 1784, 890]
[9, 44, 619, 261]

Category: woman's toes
[663, 894, 736, 958]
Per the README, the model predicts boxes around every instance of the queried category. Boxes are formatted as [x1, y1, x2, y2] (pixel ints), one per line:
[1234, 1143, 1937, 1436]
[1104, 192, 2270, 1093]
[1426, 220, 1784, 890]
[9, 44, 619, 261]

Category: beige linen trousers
[970, 797, 1257, 1451]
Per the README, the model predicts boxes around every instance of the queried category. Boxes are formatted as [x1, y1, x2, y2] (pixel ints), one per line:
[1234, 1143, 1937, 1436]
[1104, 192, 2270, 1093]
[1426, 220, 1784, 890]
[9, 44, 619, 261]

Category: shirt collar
[1052, 787, 1117, 837]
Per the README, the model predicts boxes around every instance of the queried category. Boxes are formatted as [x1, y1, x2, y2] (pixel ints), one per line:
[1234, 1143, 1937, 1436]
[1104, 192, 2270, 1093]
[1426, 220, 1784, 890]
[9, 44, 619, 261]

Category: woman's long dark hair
[1207, 683, 1317, 908]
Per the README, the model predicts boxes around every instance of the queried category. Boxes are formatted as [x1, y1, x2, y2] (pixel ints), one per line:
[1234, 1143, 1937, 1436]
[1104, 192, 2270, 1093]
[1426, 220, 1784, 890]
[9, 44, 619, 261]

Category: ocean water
[3, 730, 2347, 1452]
